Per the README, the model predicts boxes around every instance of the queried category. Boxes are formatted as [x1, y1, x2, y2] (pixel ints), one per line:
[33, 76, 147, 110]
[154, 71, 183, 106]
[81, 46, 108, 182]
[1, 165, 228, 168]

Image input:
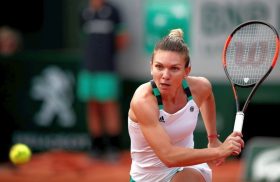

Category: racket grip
[233, 112, 244, 132]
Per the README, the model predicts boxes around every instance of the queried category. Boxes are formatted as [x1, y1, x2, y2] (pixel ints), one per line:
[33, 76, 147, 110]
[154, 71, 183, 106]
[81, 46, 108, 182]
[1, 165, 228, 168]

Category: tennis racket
[222, 20, 280, 133]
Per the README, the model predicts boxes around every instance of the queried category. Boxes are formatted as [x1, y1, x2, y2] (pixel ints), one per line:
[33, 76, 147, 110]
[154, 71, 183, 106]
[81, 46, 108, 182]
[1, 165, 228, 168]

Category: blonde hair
[152, 28, 190, 67]
[168, 28, 184, 39]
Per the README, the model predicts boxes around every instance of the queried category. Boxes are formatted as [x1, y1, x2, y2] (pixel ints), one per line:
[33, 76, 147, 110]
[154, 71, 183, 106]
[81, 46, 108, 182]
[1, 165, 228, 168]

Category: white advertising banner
[191, 0, 280, 82]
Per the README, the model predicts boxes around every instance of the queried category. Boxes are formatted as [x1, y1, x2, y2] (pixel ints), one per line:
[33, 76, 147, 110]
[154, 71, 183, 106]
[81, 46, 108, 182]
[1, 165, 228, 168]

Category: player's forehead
[153, 50, 185, 66]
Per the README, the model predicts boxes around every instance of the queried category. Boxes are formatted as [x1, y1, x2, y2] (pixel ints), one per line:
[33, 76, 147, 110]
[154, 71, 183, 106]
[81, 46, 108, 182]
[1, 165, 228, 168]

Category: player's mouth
[160, 83, 170, 89]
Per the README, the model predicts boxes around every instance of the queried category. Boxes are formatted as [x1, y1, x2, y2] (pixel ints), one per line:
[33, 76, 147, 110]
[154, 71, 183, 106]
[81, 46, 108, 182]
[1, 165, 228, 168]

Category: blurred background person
[0, 26, 22, 164]
[0, 26, 22, 56]
[77, 0, 128, 161]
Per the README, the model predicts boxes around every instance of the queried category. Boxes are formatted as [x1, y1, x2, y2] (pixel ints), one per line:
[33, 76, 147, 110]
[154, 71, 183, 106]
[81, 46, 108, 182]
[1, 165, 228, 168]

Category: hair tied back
[169, 29, 184, 39]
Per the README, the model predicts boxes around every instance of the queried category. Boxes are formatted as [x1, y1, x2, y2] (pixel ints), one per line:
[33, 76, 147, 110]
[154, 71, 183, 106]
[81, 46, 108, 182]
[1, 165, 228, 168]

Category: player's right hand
[220, 132, 244, 157]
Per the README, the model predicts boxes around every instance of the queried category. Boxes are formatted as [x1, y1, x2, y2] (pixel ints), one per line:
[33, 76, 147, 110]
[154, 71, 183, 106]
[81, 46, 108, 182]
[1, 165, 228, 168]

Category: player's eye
[155, 64, 163, 70]
[171, 67, 180, 71]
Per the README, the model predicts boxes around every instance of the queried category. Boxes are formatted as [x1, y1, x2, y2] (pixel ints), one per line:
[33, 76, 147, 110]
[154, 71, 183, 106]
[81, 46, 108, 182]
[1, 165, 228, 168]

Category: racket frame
[222, 20, 280, 132]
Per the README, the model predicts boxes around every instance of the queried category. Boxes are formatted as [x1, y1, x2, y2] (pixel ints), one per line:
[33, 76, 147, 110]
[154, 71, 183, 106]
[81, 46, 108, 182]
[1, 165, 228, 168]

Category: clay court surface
[0, 150, 243, 182]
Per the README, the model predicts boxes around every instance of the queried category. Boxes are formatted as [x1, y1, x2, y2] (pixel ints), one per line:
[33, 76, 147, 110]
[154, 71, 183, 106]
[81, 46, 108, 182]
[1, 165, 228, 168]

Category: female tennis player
[128, 28, 244, 182]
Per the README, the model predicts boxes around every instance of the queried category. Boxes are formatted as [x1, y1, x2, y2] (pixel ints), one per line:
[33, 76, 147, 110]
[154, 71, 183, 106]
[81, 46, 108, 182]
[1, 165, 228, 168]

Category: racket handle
[233, 112, 244, 132]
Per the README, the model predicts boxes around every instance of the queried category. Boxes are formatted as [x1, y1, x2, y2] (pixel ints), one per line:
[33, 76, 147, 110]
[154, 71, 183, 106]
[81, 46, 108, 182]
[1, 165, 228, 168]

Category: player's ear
[185, 66, 191, 76]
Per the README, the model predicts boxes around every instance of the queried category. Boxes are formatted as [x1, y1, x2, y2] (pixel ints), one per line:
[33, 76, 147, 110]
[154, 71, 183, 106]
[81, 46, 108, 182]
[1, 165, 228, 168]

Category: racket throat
[233, 111, 244, 132]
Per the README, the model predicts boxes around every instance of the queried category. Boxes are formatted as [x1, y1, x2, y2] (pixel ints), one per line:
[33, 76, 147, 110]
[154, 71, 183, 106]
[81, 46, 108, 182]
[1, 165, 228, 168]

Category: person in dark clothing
[78, 0, 128, 161]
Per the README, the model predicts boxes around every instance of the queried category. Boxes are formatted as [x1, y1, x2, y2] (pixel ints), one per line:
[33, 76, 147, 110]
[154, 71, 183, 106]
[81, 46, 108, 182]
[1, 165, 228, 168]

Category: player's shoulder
[187, 76, 213, 95]
[133, 82, 152, 99]
[187, 76, 212, 87]
[131, 82, 153, 105]
[186, 76, 213, 106]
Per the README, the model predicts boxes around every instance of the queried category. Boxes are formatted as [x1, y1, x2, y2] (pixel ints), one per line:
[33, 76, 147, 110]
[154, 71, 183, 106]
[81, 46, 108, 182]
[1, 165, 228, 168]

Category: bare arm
[199, 79, 218, 140]
[194, 77, 244, 165]
[197, 78, 223, 147]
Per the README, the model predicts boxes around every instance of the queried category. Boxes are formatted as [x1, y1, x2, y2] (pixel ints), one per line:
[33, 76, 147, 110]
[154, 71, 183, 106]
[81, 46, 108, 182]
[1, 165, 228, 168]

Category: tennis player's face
[151, 50, 190, 94]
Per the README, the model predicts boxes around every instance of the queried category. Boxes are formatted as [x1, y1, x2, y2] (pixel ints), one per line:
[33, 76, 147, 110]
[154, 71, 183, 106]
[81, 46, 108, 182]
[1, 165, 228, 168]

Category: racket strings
[226, 23, 277, 86]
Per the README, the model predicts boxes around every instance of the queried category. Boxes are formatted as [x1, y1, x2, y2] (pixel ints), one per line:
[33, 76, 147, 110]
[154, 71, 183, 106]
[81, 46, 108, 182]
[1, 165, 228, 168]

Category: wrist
[207, 134, 220, 139]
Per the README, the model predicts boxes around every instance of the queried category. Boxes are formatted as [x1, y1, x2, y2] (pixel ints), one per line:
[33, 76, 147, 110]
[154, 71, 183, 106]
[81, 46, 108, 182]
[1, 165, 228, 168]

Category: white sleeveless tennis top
[128, 80, 211, 182]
